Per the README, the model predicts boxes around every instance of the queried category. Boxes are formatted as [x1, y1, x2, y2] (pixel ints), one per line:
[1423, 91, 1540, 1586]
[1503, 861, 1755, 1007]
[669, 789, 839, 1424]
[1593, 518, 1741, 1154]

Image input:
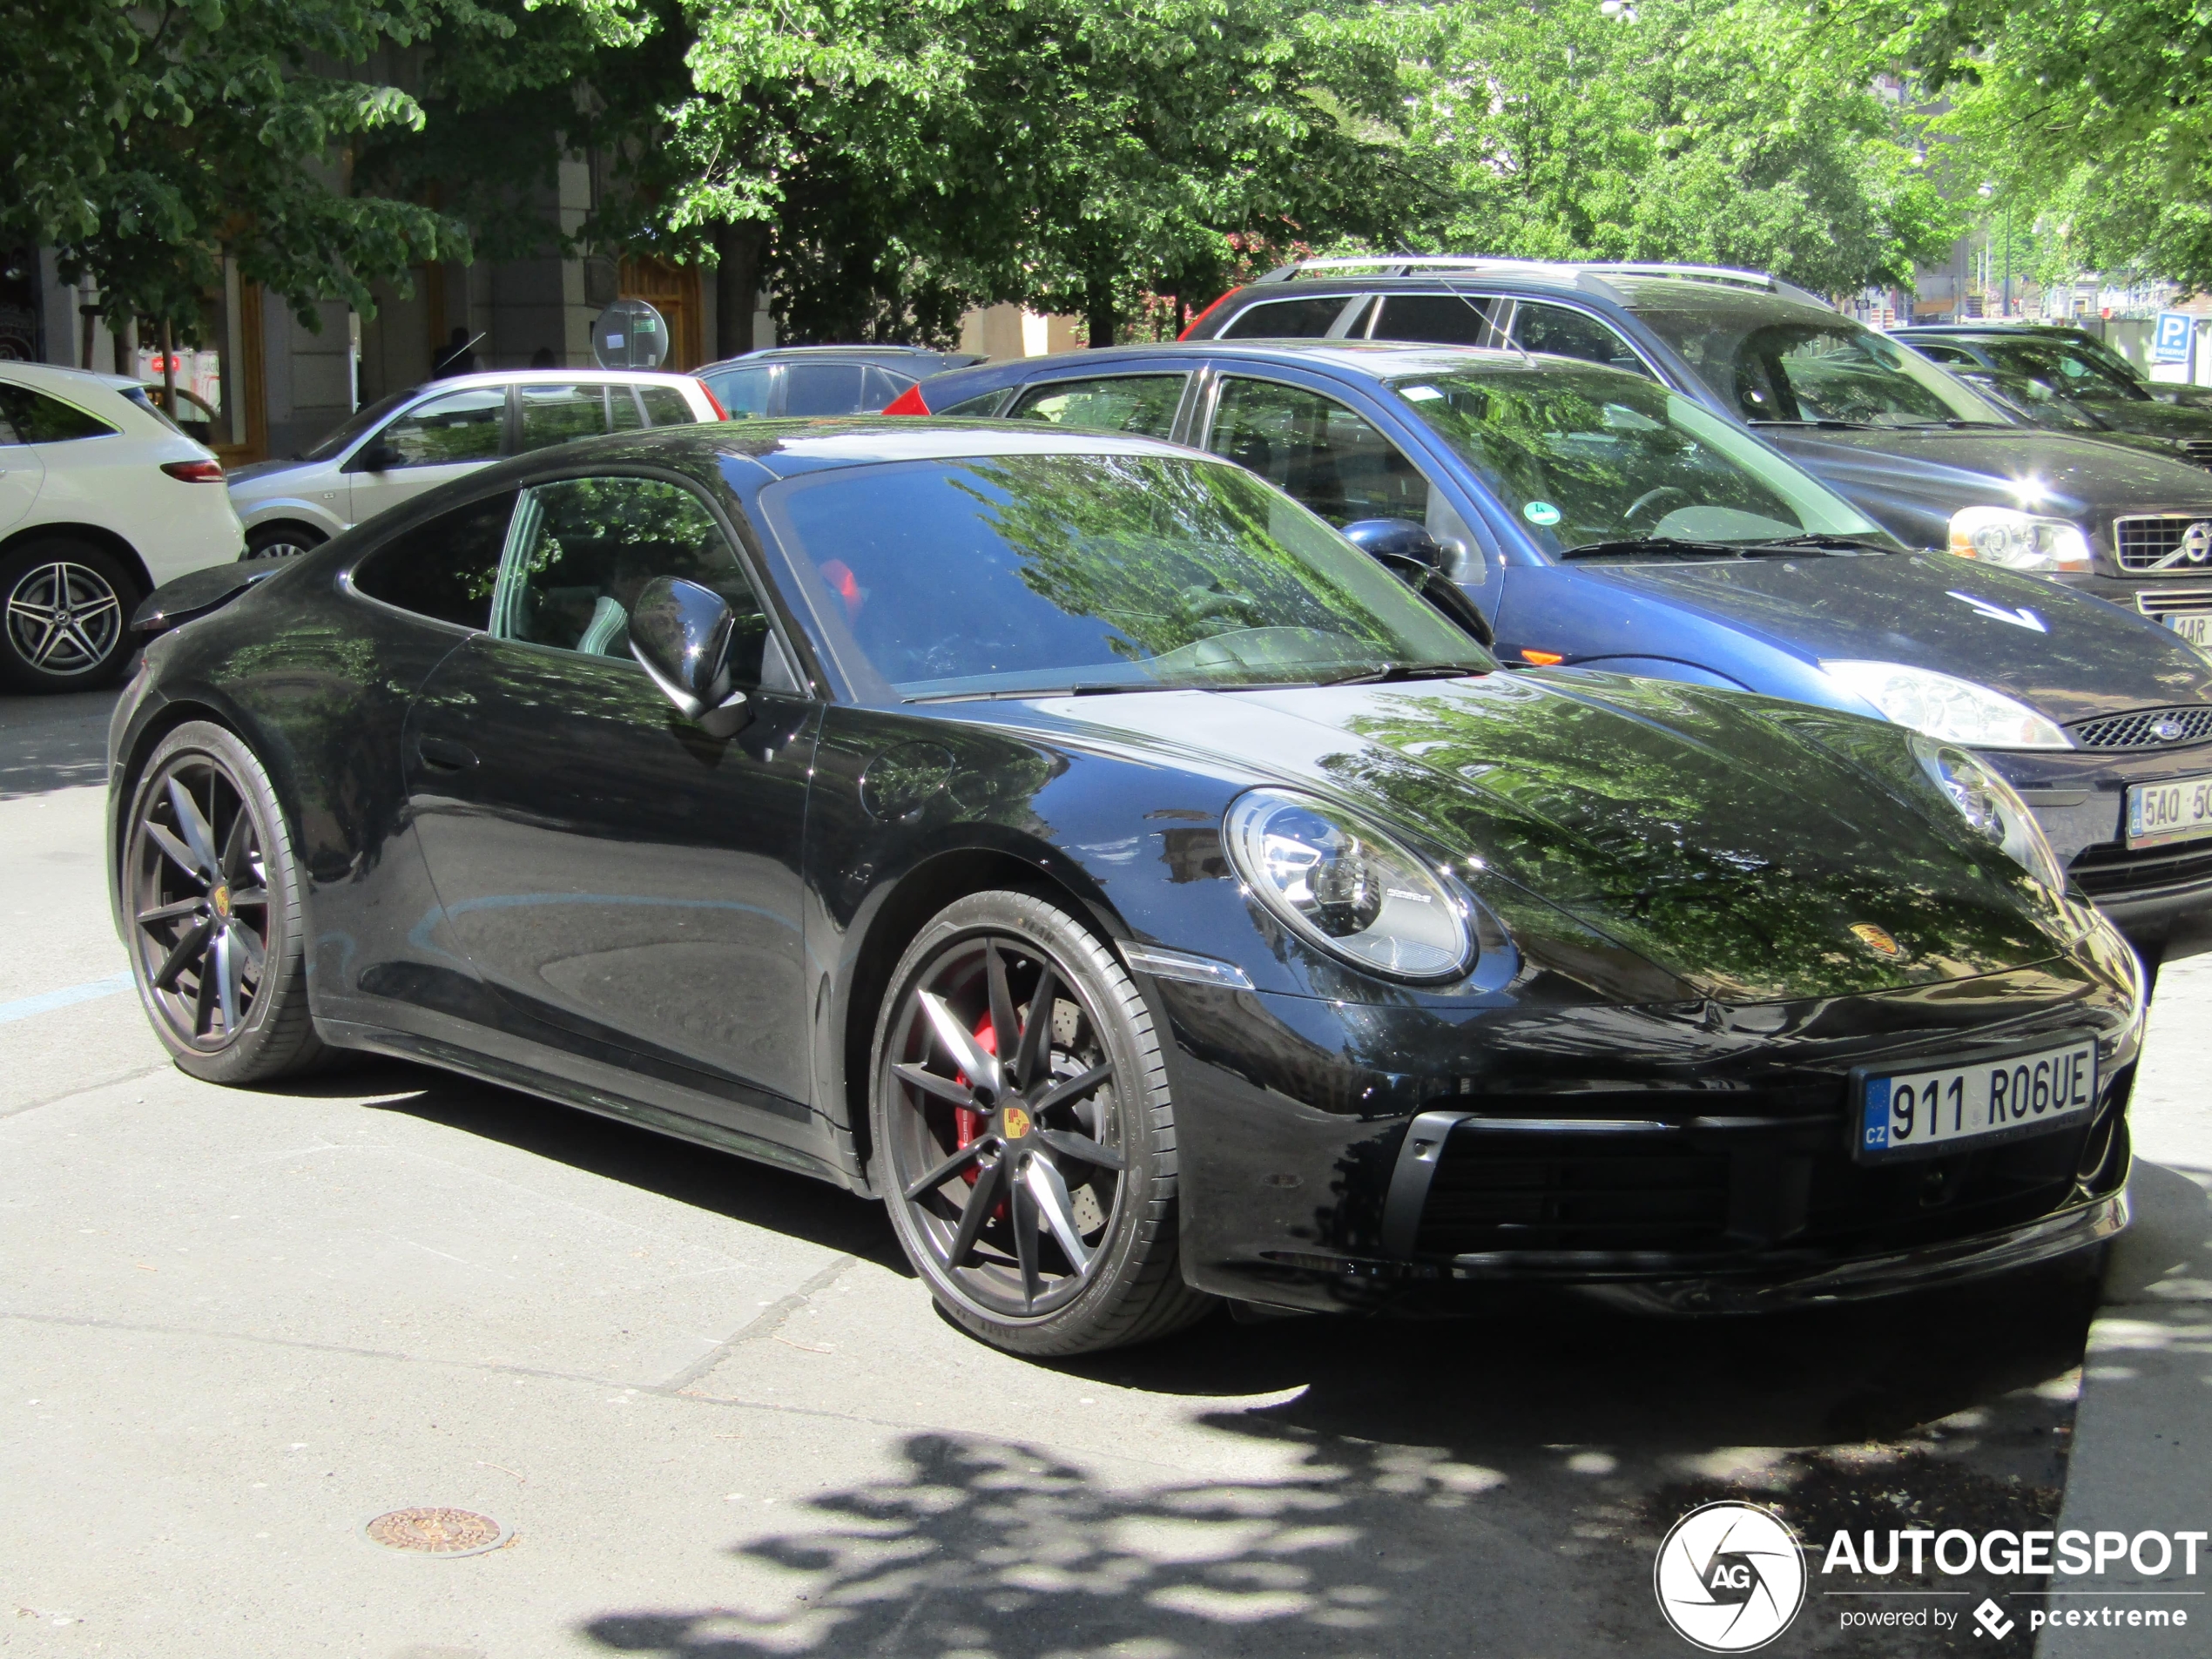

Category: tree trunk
[161, 319, 177, 423]
[112, 313, 132, 376]
[713, 222, 767, 359]
[1086, 272, 1116, 350]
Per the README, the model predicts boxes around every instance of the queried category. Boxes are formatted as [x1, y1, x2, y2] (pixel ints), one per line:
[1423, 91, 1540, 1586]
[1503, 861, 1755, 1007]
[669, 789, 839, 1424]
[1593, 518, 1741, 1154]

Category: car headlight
[1821, 660, 2072, 750]
[1912, 738, 2067, 893]
[1947, 505, 2091, 574]
[1223, 788, 1473, 980]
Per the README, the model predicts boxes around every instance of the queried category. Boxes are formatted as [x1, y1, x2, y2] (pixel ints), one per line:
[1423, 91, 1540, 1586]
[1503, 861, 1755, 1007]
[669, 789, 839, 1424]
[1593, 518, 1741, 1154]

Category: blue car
[901, 341, 2212, 960]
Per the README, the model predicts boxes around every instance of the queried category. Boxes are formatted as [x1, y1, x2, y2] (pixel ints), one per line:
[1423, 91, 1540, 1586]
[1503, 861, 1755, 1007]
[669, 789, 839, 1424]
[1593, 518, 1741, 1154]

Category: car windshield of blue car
[1637, 313, 2009, 428]
[1387, 366, 1890, 558]
[759, 451, 1494, 701]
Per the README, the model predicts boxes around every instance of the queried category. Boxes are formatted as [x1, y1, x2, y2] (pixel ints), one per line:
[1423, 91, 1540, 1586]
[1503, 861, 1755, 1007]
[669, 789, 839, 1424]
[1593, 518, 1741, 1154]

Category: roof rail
[1252, 255, 1831, 310]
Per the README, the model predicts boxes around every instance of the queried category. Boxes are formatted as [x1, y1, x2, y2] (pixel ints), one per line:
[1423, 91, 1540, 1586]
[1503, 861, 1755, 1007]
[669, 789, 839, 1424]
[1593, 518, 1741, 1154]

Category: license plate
[2164, 612, 2212, 646]
[1855, 1038, 2097, 1163]
[2128, 772, 2212, 849]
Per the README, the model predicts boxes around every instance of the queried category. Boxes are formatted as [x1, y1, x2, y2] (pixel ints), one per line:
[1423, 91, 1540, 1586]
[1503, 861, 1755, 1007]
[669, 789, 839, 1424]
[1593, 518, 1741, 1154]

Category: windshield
[1388, 366, 1887, 556]
[1637, 312, 2007, 428]
[299, 389, 415, 462]
[1979, 337, 2148, 403]
[759, 453, 1492, 700]
[2045, 331, 2148, 386]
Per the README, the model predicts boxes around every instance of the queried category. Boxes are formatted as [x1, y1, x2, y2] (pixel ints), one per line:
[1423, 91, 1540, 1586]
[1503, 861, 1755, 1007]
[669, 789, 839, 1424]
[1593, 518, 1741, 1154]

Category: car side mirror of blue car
[1342, 517, 1446, 569]
[630, 575, 752, 738]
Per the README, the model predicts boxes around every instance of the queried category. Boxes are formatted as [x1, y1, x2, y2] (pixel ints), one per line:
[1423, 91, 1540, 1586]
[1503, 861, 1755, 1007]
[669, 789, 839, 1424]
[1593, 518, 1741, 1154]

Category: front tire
[120, 722, 327, 1083]
[870, 891, 1212, 1355]
[246, 523, 326, 562]
[0, 537, 137, 691]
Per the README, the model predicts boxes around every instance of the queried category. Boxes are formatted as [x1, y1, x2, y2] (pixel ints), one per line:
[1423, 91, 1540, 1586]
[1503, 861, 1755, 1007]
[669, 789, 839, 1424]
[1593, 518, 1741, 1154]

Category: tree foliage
[0, 0, 518, 333]
[1868, 0, 2212, 289]
[1398, 0, 1961, 294]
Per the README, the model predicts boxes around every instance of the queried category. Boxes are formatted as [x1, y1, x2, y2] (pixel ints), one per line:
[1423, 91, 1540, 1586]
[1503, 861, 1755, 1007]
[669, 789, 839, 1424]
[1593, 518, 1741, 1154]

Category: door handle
[416, 736, 477, 772]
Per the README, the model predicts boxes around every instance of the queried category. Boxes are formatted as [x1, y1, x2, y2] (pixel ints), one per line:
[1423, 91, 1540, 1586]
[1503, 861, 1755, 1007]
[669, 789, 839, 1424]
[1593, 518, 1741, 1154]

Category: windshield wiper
[1747, 417, 1874, 430]
[1747, 533, 1894, 553]
[1560, 537, 1796, 561]
[1313, 662, 1488, 687]
[906, 681, 1197, 703]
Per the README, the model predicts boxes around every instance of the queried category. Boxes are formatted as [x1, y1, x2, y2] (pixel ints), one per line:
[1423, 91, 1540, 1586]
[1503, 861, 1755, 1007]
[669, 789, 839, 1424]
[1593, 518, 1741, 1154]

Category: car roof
[0, 360, 143, 395]
[698, 346, 982, 369]
[1219, 260, 1836, 314]
[924, 339, 1652, 387]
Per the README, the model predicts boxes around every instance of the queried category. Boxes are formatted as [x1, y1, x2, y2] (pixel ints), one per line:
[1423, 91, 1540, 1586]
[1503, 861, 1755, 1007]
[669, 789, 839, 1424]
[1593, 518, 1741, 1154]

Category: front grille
[2136, 585, 2212, 617]
[1417, 1130, 1732, 1255]
[2069, 838, 2212, 898]
[2182, 439, 2212, 468]
[2067, 705, 2212, 750]
[2114, 513, 2212, 571]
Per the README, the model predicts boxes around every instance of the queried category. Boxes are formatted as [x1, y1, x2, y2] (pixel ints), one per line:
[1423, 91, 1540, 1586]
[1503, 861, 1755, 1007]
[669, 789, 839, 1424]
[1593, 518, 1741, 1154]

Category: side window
[517, 382, 629, 453]
[938, 389, 1008, 417]
[349, 489, 518, 630]
[375, 388, 506, 468]
[487, 476, 772, 678]
[1218, 296, 1359, 339]
[864, 366, 916, 409]
[703, 365, 774, 418]
[783, 363, 868, 416]
[1914, 342, 1978, 367]
[1510, 302, 1649, 375]
[607, 387, 644, 431]
[1206, 378, 1430, 527]
[0, 382, 117, 442]
[1371, 293, 1506, 347]
[638, 385, 699, 427]
[1008, 374, 1185, 438]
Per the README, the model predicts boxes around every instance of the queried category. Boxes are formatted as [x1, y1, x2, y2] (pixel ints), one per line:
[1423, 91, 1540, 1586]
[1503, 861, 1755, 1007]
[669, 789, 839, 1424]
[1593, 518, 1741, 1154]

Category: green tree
[1398, 0, 1959, 294]
[0, 0, 519, 353]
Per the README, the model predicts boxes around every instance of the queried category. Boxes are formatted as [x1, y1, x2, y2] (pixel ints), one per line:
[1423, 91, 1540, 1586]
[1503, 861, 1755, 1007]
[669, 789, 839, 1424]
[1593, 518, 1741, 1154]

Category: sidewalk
[2039, 950, 2212, 1656]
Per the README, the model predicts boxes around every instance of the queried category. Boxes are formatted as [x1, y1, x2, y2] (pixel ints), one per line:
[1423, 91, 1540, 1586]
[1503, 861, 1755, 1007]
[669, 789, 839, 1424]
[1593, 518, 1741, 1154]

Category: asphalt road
[0, 686, 2198, 1659]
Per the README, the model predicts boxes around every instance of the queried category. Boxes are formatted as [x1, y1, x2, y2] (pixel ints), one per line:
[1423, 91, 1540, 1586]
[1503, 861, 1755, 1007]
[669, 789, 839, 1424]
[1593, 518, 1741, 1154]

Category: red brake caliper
[953, 1015, 999, 1185]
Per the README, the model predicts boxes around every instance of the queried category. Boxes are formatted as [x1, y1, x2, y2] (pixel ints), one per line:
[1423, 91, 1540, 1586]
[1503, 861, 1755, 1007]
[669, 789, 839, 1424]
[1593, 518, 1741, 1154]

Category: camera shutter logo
[1653, 1501, 1808, 1652]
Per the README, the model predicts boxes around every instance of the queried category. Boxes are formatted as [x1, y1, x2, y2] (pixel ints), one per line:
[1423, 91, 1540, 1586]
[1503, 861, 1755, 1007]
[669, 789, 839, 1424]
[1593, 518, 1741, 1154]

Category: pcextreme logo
[1654, 1501, 1809, 1652]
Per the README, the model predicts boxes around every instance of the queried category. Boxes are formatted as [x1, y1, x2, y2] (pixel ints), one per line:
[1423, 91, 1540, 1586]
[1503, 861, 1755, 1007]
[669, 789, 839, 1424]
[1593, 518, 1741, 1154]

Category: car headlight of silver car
[1223, 788, 1474, 980]
[1947, 505, 2091, 574]
[1912, 737, 2068, 893]
[1822, 660, 2072, 750]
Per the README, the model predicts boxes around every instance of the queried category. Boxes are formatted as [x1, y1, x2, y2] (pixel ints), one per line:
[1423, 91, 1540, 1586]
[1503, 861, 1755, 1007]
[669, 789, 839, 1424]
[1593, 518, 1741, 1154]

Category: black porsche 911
[109, 420, 2144, 1354]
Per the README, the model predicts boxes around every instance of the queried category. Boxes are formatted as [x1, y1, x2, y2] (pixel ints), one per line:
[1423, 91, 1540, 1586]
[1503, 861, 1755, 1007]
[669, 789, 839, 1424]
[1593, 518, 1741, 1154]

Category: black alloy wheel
[122, 723, 326, 1082]
[0, 539, 135, 691]
[872, 891, 1211, 1355]
[246, 523, 326, 562]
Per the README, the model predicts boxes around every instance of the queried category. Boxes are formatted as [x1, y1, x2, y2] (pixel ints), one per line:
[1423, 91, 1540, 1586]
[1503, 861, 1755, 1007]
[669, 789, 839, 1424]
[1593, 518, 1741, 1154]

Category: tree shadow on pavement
[578, 1264, 2100, 1659]
[0, 687, 118, 799]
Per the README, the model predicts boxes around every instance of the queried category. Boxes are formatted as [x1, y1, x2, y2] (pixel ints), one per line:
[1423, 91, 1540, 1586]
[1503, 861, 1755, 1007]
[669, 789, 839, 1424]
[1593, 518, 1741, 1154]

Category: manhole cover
[361, 1507, 510, 1557]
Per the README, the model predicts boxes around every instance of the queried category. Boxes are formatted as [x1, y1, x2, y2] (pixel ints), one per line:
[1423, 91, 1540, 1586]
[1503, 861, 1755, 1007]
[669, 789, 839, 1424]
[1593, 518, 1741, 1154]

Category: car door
[781, 361, 870, 416]
[401, 469, 823, 1143]
[699, 363, 776, 420]
[344, 383, 509, 526]
[0, 383, 48, 531]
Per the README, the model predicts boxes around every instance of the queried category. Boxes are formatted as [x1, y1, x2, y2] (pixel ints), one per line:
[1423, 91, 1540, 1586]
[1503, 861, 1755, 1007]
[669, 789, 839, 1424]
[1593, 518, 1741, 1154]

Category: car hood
[1010, 674, 2081, 1001]
[1754, 424, 2212, 523]
[1573, 551, 2212, 725]
[2079, 396, 2212, 442]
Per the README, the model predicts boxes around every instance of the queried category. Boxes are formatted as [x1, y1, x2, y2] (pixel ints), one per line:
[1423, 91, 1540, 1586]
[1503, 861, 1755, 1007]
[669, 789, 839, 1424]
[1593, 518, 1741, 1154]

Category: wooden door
[617, 259, 704, 370]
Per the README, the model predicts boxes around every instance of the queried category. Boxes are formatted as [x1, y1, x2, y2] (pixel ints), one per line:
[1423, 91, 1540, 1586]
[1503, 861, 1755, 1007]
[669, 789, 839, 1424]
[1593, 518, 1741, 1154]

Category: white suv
[0, 361, 246, 691]
[226, 369, 722, 561]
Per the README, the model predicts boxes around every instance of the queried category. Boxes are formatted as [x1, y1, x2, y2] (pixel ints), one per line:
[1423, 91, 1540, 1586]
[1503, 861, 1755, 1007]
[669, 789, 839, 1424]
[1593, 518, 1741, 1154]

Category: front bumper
[1155, 957, 2141, 1318]
[1979, 744, 2212, 954]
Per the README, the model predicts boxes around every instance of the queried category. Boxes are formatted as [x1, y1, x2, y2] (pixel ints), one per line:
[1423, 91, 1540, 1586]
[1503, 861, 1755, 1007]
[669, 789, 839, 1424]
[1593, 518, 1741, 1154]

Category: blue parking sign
[2154, 310, 2195, 364]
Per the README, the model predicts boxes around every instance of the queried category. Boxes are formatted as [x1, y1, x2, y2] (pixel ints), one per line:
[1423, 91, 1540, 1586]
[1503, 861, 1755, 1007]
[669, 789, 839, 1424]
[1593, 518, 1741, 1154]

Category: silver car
[226, 369, 720, 559]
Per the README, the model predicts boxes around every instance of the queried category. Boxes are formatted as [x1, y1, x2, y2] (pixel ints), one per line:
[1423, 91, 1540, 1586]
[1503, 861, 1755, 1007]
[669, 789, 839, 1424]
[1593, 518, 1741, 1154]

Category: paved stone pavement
[0, 689, 2196, 1659]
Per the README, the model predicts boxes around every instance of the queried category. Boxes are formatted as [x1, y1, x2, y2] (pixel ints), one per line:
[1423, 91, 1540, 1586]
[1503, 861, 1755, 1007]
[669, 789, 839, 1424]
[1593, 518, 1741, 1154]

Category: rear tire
[120, 722, 328, 1083]
[870, 890, 1213, 1355]
[0, 537, 138, 691]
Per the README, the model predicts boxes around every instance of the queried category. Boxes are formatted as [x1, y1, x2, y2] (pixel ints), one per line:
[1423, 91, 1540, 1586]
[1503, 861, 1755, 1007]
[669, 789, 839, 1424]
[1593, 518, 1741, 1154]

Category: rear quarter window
[1218, 295, 1359, 339]
[0, 382, 118, 442]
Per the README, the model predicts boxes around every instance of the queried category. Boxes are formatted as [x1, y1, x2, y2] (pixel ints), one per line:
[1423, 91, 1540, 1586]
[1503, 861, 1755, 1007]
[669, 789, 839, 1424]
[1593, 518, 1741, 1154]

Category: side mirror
[1342, 517, 1445, 569]
[630, 576, 752, 738]
[353, 440, 401, 473]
